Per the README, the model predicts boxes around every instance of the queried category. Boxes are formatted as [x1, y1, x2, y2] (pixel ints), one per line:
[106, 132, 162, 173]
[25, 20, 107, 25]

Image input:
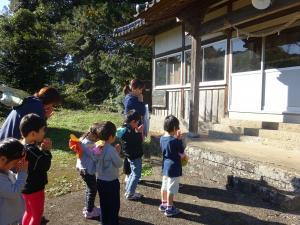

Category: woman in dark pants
[123, 79, 145, 182]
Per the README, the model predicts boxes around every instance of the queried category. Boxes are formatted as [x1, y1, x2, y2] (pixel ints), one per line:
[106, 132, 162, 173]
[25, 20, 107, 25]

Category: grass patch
[142, 164, 153, 177]
[46, 109, 123, 197]
[1, 108, 159, 197]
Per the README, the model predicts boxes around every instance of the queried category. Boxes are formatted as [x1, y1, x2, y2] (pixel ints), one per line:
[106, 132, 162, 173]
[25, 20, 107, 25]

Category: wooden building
[114, 0, 300, 136]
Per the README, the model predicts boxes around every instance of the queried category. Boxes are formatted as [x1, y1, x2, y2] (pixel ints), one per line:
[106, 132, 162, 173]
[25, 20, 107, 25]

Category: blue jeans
[125, 157, 142, 194]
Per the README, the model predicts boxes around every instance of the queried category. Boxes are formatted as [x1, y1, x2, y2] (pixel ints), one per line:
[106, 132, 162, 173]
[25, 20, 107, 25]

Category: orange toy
[69, 134, 83, 158]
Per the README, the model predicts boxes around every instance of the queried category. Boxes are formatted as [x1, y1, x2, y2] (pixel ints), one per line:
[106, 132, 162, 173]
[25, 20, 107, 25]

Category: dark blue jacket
[160, 136, 184, 178]
[123, 94, 145, 116]
[119, 124, 143, 160]
[0, 96, 45, 140]
[23, 144, 52, 194]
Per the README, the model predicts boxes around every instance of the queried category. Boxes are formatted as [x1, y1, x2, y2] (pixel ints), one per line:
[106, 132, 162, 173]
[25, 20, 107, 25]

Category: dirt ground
[44, 162, 300, 225]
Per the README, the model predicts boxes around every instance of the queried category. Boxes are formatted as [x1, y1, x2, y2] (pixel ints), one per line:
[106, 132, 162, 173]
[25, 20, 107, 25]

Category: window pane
[185, 51, 191, 83]
[155, 59, 167, 86]
[167, 54, 181, 85]
[265, 27, 300, 69]
[232, 38, 261, 73]
[203, 41, 226, 81]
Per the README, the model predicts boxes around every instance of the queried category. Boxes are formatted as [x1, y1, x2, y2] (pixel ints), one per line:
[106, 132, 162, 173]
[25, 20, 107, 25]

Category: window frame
[230, 37, 263, 75]
[154, 52, 183, 90]
[184, 49, 192, 86]
[200, 39, 227, 86]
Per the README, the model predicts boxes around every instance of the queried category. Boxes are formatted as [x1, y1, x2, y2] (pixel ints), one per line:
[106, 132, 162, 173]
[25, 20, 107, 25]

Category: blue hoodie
[123, 94, 145, 116]
[0, 171, 27, 225]
[76, 138, 96, 175]
[0, 96, 45, 140]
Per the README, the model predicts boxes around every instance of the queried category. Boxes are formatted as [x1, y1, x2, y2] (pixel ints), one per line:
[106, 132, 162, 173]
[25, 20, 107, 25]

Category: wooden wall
[153, 87, 225, 124]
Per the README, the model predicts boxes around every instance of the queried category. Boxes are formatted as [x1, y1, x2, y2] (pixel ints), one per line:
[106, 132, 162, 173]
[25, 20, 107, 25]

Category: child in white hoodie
[0, 138, 28, 225]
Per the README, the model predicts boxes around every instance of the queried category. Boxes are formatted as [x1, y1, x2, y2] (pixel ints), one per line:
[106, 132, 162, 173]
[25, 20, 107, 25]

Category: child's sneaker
[164, 206, 180, 217]
[158, 204, 167, 212]
[126, 192, 144, 201]
[95, 207, 101, 217]
[84, 207, 100, 219]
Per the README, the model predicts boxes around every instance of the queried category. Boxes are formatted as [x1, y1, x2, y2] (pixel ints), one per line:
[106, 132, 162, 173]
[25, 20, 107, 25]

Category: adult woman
[0, 87, 61, 140]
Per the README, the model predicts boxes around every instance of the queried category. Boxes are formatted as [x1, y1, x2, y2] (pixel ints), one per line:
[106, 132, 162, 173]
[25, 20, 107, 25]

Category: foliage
[0, 8, 61, 93]
[0, 0, 152, 105]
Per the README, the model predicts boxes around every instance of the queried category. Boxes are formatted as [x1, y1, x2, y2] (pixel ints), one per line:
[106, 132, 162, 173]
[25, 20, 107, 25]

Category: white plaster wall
[155, 26, 182, 55]
[229, 67, 300, 122]
[229, 71, 262, 112]
[264, 67, 300, 113]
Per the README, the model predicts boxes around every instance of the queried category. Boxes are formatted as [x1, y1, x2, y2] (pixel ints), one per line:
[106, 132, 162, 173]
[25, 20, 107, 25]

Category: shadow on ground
[140, 197, 285, 225]
[120, 217, 154, 225]
[140, 180, 299, 215]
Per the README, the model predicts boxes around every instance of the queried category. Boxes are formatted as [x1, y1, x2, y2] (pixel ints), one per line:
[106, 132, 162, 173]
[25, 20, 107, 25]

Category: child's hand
[138, 94, 144, 102]
[44, 106, 54, 119]
[175, 130, 182, 140]
[17, 159, 29, 172]
[41, 138, 52, 151]
[179, 153, 186, 159]
[115, 144, 121, 154]
[137, 124, 144, 133]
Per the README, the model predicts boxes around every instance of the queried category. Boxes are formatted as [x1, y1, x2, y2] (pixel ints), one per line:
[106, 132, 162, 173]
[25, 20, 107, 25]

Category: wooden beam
[188, 35, 202, 137]
[199, 0, 300, 36]
[224, 0, 233, 119]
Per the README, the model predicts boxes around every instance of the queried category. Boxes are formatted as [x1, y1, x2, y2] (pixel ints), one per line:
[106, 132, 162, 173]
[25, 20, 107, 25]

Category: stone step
[220, 118, 263, 129]
[258, 129, 300, 143]
[185, 137, 300, 210]
[239, 136, 300, 151]
[210, 124, 300, 150]
[221, 118, 300, 133]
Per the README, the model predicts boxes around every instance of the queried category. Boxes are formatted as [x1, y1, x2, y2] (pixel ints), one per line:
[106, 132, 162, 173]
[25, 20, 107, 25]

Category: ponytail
[123, 85, 131, 95]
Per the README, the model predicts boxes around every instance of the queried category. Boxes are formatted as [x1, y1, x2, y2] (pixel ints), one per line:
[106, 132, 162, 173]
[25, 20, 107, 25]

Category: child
[159, 115, 185, 217]
[20, 113, 52, 225]
[123, 79, 146, 182]
[95, 121, 123, 225]
[0, 138, 28, 225]
[74, 123, 102, 219]
[117, 110, 144, 201]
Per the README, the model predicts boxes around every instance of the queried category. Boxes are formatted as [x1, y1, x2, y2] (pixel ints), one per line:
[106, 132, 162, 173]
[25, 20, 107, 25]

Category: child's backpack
[0, 84, 30, 107]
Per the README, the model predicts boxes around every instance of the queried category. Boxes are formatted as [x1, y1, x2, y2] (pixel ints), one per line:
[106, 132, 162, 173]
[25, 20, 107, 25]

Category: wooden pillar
[178, 2, 210, 137]
[188, 35, 202, 137]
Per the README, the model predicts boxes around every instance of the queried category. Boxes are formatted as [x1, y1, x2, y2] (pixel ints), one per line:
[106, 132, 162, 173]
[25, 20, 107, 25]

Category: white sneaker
[84, 207, 100, 219]
[126, 192, 144, 201]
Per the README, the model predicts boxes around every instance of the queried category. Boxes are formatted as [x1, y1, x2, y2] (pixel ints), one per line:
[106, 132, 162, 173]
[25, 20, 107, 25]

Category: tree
[0, 8, 61, 93]
[0, 0, 152, 105]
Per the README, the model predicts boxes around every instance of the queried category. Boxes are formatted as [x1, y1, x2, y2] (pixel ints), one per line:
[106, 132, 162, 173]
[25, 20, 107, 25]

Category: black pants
[97, 179, 120, 225]
[123, 157, 131, 175]
[80, 172, 97, 212]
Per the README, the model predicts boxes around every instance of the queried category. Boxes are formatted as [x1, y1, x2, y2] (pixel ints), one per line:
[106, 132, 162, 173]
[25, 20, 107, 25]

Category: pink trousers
[22, 190, 45, 225]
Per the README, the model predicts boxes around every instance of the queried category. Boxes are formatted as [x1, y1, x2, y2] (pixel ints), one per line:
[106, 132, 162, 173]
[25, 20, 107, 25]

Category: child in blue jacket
[0, 138, 28, 225]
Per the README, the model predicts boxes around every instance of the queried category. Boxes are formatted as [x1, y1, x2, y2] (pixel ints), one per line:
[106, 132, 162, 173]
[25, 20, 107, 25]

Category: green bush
[61, 84, 91, 109]
[99, 93, 125, 113]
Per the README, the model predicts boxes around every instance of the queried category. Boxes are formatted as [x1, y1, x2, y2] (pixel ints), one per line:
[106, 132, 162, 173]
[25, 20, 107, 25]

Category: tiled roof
[113, 18, 145, 37]
[134, 0, 160, 17]
[113, 0, 160, 37]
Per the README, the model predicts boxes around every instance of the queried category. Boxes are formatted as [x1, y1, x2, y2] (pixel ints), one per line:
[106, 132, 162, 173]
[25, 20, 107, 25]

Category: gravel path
[45, 163, 300, 225]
